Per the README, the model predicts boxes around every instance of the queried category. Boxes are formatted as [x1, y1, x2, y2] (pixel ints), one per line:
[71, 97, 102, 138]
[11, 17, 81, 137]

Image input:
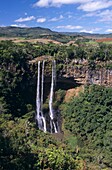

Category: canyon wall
[63, 60, 112, 87]
[29, 57, 112, 87]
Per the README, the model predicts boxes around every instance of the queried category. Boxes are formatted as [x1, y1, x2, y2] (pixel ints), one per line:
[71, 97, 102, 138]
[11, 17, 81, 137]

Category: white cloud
[80, 29, 93, 33]
[80, 28, 101, 33]
[78, 0, 112, 12]
[68, 15, 73, 18]
[56, 25, 83, 29]
[15, 16, 35, 22]
[84, 12, 98, 17]
[33, 0, 112, 13]
[37, 17, 46, 23]
[33, 0, 50, 7]
[98, 10, 112, 22]
[83, 9, 112, 23]
[11, 24, 28, 27]
[49, 15, 64, 22]
[106, 29, 112, 33]
[33, 0, 90, 7]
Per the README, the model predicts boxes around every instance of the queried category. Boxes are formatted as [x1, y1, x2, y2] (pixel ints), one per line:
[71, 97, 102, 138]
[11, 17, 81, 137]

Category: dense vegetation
[0, 111, 86, 170]
[61, 85, 112, 169]
[0, 40, 112, 169]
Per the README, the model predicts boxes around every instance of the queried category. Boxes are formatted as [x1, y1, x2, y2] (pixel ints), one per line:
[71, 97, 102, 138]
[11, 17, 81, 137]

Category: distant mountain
[0, 26, 58, 38]
[61, 31, 112, 38]
[0, 26, 112, 40]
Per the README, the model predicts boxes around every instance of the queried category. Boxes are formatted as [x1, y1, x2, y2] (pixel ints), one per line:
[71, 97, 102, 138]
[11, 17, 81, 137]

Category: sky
[0, 0, 112, 34]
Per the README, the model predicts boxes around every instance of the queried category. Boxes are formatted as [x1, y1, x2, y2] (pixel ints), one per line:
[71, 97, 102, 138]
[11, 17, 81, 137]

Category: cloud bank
[33, 0, 112, 12]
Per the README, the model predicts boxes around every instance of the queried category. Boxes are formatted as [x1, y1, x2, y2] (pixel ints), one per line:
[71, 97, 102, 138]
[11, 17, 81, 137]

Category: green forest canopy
[0, 40, 112, 169]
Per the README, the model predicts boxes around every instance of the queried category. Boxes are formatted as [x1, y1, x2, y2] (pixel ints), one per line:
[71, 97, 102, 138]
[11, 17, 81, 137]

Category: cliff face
[63, 60, 112, 87]
[29, 57, 112, 87]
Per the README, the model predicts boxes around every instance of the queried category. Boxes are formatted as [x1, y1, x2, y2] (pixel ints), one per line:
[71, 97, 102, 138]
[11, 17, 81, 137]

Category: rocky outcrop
[63, 60, 112, 87]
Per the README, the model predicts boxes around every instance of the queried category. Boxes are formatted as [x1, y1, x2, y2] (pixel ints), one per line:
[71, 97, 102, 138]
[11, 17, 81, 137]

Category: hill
[0, 26, 57, 38]
[0, 26, 112, 42]
[0, 26, 78, 43]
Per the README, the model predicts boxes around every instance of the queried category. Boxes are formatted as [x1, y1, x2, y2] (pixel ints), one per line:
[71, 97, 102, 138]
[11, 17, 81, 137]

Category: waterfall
[49, 60, 55, 120]
[36, 61, 46, 132]
[36, 59, 59, 133]
[36, 61, 42, 129]
[41, 61, 47, 132]
[49, 60, 58, 133]
[53, 60, 56, 86]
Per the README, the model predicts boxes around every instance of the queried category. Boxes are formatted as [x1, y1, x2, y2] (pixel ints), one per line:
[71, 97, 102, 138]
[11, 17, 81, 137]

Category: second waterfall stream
[36, 60, 59, 133]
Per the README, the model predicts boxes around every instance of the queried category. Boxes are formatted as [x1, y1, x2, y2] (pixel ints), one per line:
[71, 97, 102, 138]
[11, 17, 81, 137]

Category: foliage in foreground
[0, 40, 112, 170]
[0, 112, 85, 170]
[61, 85, 112, 169]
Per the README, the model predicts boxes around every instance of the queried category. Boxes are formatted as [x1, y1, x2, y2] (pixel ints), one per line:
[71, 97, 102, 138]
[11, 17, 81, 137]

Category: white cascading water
[53, 60, 56, 86]
[41, 61, 47, 132]
[49, 61, 54, 120]
[49, 60, 58, 133]
[36, 61, 42, 129]
[36, 59, 59, 133]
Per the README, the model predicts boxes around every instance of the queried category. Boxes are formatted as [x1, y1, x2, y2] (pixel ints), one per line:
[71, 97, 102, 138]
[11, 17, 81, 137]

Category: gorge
[34, 57, 112, 134]
[0, 40, 112, 170]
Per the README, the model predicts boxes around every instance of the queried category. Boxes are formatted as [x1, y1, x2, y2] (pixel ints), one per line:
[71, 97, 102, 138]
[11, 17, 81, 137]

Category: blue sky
[0, 0, 112, 33]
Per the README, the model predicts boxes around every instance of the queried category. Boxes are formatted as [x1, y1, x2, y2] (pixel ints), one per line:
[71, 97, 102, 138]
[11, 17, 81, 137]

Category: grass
[85, 41, 98, 45]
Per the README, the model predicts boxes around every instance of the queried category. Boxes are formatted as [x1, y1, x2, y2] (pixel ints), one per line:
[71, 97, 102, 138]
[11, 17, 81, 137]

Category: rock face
[63, 60, 112, 87]
[86, 68, 112, 86]
[29, 57, 112, 87]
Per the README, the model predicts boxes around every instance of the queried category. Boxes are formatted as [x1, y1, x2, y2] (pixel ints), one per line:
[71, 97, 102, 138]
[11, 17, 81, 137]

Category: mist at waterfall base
[36, 60, 60, 133]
